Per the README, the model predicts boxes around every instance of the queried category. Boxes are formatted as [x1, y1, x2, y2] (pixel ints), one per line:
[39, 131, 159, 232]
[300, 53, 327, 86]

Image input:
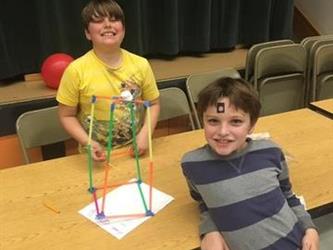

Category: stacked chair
[185, 68, 241, 128]
[300, 34, 333, 50]
[244, 39, 294, 82]
[158, 87, 196, 131]
[246, 41, 307, 116]
[301, 35, 333, 102]
[312, 43, 333, 100]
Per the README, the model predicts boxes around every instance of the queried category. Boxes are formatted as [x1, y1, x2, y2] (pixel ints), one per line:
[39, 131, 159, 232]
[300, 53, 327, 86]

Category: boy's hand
[90, 141, 106, 162]
[130, 130, 148, 157]
[302, 228, 319, 250]
[201, 231, 230, 250]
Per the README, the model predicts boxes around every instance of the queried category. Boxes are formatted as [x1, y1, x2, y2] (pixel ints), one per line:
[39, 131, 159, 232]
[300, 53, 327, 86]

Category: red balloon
[41, 53, 73, 89]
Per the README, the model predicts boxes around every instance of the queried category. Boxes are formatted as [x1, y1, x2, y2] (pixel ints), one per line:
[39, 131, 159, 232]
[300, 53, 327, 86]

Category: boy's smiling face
[85, 16, 125, 49]
[203, 97, 255, 156]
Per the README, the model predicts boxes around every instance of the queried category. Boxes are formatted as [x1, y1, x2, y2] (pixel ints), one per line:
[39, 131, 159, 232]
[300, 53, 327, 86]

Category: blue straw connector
[145, 210, 155, 216]
[110, 103, 116, 111]
[143, 100, 151, 108]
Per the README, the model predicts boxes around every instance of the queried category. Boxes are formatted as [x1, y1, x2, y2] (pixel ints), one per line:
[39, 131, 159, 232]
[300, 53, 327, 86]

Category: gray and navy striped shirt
[181, 139, 316, 250]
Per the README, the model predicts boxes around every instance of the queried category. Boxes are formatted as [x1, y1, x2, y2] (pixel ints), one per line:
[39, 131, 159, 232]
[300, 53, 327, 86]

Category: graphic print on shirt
[80, 78, 144, 148]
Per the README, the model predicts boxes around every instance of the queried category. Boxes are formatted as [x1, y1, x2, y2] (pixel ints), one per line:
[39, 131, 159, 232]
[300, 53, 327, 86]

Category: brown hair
[197, 77, 261, 126]
[81, 0, 125, 30]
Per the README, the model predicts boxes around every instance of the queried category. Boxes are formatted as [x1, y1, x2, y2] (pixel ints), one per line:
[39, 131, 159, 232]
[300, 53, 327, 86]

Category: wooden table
[309, 98, 333, 119]
[1, 108, 333, 250]
[254, 108, 333, 216]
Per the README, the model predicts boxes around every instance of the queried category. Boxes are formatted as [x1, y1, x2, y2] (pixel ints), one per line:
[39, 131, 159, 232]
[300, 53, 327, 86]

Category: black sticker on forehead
[217, 102, 225, 113]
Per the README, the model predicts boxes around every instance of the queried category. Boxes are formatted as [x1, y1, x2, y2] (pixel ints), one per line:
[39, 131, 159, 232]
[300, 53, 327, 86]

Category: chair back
[16, 106, 70, 164]
[245, 39, 294, 82]
[253, 44, 307, 116]
[300, 34, 333, 48]
[316, 74, 333, 100]
[159, 87, 196, 130]
[302, 36, 333, 102]
[301, 37, 333, 75]
[185, 68, 240, 128]
[259, 73, 305, 116]
[312, 43, 333, 100]
[254, 44, 306, 85]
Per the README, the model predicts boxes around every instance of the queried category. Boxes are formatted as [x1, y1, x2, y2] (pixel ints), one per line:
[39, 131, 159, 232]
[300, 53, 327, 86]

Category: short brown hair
[81, 0, 125, 30]
[197, 77, 261, 126]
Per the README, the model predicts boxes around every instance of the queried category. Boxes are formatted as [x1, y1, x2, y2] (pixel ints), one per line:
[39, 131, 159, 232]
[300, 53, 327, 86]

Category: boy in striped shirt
[181, 77, 319, 250]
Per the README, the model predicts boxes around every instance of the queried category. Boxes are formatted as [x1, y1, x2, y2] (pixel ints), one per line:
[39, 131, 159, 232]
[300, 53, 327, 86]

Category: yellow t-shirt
[56, 49, 159, 148]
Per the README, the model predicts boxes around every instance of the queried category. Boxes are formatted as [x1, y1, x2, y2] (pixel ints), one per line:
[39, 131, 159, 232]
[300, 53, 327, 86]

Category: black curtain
[0, 0, 294, 80]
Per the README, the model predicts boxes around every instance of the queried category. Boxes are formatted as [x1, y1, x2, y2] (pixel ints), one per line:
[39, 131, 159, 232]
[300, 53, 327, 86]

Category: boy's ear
[85, 29, 91, 40]
[248, 122, 257, 134]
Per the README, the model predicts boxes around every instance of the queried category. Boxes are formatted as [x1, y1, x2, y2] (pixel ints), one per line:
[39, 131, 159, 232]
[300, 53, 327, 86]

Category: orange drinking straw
[111, 148, 131, 158]
[43, 200, 60, 214]
[94, 95, 146, 105]
[146, 105, 153, 160]
[101, 163, 110, 213]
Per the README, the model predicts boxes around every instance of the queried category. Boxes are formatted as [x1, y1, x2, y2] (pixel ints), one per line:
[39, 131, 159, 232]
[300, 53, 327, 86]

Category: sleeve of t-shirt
[141, 60, 159, 101]
[56, 63, 80, 107]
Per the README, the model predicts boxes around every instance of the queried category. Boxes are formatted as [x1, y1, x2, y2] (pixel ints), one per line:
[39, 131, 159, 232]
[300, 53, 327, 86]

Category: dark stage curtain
[0, 0, 294, 80]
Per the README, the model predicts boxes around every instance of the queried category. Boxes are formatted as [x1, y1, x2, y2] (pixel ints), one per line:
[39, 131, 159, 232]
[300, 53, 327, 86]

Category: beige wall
[295, 0, 333, 34]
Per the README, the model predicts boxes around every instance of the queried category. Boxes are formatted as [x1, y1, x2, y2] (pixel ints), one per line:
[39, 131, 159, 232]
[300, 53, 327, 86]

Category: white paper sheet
[297, 195, 307, 210]
[79, 180, 174, 239]
[248, 132, 271, 140]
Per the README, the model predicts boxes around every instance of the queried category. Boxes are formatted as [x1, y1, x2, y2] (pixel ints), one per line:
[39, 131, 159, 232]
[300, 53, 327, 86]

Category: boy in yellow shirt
[56, 0, 160, 161]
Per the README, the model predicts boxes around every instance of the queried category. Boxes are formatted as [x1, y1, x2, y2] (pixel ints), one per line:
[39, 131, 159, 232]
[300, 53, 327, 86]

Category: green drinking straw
[106, 103, 115, 163]
[137, 181, 149, 213]
[129, 102, 149, 212]
[87, 144, 94, 192]
[129, 102, 142, 181]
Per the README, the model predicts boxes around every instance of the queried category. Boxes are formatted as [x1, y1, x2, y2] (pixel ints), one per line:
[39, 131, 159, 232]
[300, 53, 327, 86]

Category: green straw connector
[129, 102, 142, 181]
[136, 181, 148, 213]
[106, 103, 116, 162]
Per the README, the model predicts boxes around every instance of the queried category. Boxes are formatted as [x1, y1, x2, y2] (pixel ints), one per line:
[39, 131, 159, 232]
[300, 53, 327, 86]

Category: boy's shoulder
[247, 138, 283, 157]
[181, 144, 211, 164]
[122, 49, 148, 64]
[66, 50, 94, 68]
[249, 138, 280, 151]
[181, 139, 283, 164]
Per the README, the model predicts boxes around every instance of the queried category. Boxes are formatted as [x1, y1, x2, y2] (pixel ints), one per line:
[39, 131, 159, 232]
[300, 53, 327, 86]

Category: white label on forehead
[217, 102, 225, 113]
